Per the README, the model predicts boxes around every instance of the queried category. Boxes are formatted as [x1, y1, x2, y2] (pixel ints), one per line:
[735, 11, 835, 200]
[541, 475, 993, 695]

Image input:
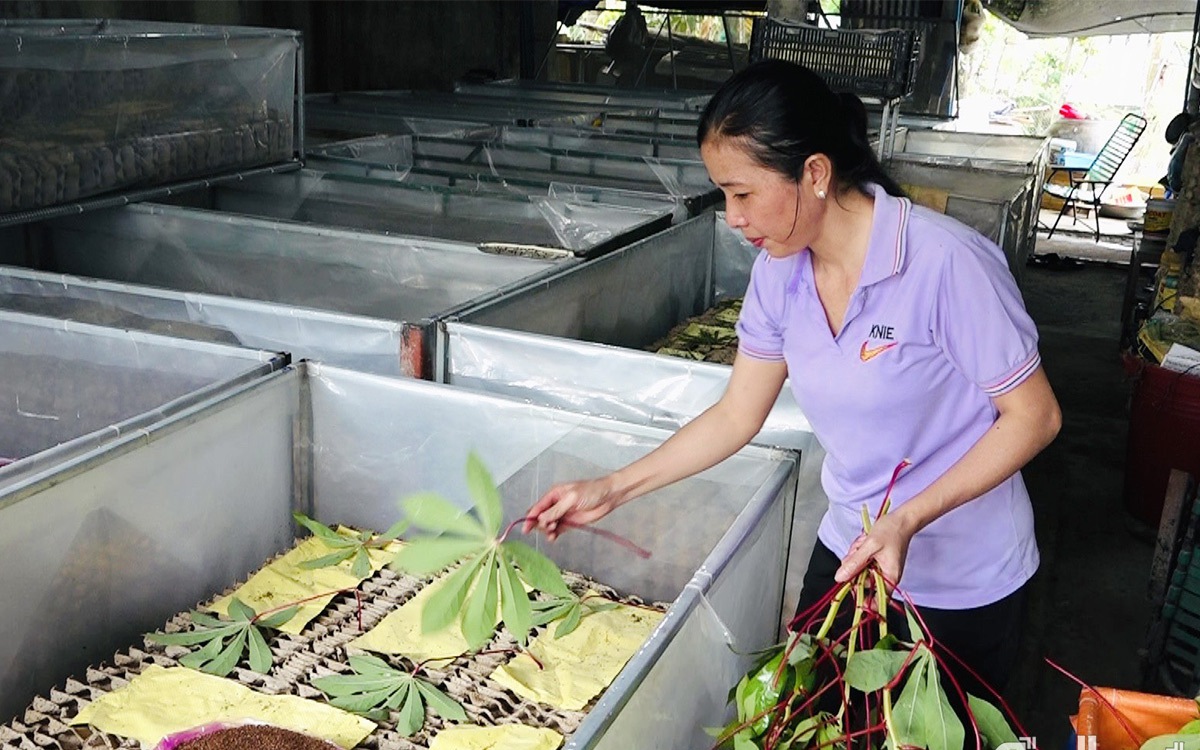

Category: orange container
[1071, 687, 1198, 749]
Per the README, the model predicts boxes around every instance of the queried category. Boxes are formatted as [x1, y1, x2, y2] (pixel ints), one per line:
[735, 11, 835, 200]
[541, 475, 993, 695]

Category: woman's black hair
[697, 59, 906, 199]
[1165, 111, 1193, 145]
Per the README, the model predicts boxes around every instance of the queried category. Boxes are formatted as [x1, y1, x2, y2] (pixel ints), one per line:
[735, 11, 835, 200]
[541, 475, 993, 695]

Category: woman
[524, 60, 1061, 698]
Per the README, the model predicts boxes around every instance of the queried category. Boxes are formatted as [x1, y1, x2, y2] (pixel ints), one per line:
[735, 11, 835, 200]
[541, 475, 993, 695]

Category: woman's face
[700, 136, 826, 259]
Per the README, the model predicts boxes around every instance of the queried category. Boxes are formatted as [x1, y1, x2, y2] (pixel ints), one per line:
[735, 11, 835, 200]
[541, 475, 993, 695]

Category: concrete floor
[1008, 227, 1155, 745]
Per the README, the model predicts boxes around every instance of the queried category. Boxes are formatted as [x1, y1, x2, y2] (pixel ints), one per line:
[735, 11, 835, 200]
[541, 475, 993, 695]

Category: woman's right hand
[522, 475, 623, 541]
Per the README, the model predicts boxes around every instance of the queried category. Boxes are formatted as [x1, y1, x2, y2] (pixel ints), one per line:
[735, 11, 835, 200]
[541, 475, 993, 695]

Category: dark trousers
[792, 541, 1028, 705]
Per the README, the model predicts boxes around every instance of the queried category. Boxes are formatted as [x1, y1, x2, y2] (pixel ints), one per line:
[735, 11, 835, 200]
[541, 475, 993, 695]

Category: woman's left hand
[833, 510, 918, 588]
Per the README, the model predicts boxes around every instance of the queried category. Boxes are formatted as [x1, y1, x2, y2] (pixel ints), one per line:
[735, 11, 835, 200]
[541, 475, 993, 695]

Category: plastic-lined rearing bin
[0, 19, 302, 225]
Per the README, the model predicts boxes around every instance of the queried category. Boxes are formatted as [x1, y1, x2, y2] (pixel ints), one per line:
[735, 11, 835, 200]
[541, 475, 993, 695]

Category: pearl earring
[817, 189, 827, 200]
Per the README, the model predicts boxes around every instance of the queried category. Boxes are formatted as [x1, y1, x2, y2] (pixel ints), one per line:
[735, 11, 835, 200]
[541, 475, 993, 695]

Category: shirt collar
[857, 183, 912, 288]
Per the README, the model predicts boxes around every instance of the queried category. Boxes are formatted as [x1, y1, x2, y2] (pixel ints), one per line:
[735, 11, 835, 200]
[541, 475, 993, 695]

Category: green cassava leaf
[314, 675, 401, 697]
[466, 452, 504, 538]
[966, 693, 1019, 748]
[293, 514, 401, 577]
[788, 713, 824, 745]
[921, 657, 965, 750]
[414, 680, 468, 722]
[393, 536, 489, 577]
[146, 623, 241, 646]
[401, 492, 489, 539]
[462, 552, 499, 650]
[351, 547, 372, 578]
[256, 606, 299, 631]
[298, 549, 357, 570]
[379, 519, 409, 542]
[227, 597, 256, 622]
[247, 625, 273, 673]
[555, 602, 584, 639]
[349, 653, 396, 675]
[816, 718, 843, 749]
[384, 684, 411, 709]
[422, 551, 489, 635]
[530, 598, 575, 627]
[178, 636, 223, 666]
[189, 611, 230, 628]
[889, 656, 927, 749]
[150, 600, 288, 677]
[395, 683, 426, 737]
[292, 513, 348, 544]
[786, 632, 818, 666]
[327, 685, 400, 716]
[586, 600, 620, 613]
[905, 605, 925, 644]
[498, 557, 533, 645]
[204, 629, 248, 676]
[732, 729, 757, 750]
[844, 648, 912, 693]
[746, 652, 787, 735]
[503, 540, 572, 597]
[314, 656, 461, 734]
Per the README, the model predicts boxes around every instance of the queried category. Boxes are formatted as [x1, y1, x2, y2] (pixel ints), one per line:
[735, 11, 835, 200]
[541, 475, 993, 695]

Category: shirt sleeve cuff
[981, 351, 1041, 397]
[737, 342, 786, 362]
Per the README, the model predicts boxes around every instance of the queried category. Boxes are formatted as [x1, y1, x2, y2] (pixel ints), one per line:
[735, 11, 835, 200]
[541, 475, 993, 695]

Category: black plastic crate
[749, 18, 920, 101]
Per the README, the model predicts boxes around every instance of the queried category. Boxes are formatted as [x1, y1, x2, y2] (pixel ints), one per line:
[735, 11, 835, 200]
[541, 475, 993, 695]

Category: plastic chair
[1043, 113, 1148, 242]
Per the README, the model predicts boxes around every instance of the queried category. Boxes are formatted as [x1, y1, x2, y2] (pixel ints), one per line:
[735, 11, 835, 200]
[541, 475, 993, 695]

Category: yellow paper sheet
[69, 665, 375, 749]
[208, 533, 398, 635]
[901, 183, 950, 214]
[489, 603, 663, 711]
[429, 724, 563, 750]
[349, 572, 473, 662]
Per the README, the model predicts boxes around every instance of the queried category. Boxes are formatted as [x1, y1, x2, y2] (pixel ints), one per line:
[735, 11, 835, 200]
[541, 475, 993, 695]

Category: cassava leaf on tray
[293, 512, 406, 575]
[145, 597, 292, 677]
[530, 593, 622, 639]
[292, 513, 350, 545]
[312, 657, 466, 735]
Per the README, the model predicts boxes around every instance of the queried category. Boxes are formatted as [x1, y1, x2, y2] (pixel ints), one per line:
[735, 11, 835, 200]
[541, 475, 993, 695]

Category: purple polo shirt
[736, 184, 1040, 609]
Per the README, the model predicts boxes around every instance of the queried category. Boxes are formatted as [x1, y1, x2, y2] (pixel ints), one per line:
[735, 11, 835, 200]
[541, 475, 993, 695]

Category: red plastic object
[1059, 103, 1086, 119]
[1124, 360, 1200, 525]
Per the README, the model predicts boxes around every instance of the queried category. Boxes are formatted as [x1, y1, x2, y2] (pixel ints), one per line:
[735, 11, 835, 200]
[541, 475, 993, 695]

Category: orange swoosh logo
[860, 341, 898, 362]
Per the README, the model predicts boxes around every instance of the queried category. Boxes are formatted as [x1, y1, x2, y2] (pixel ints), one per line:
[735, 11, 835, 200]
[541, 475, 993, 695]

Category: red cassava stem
[1045, 657, 1142, 747]
[415, 646, 544, 676]
[875, 458, 912, 523]
[250, 586, 359, 624]
[504, 516, 652, 558]
[788, 577, 848, 633]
